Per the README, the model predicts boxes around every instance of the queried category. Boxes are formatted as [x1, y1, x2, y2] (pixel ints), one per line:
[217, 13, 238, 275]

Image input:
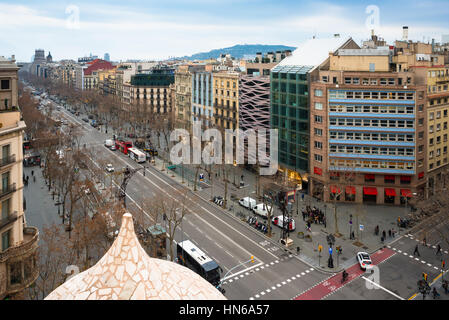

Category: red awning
[418, 172, 424, 179]
[314, 167, 322, 175]
[385, 188, 396, 197]
[401, 189, 412, 198]
[345, 186, 356, 195]
[365, 174, 375, 180]
[400, 176, 411, 181]
[384, 175, 395, 180]
[363, 187, 378, 195]
[330, 185, 341, 194]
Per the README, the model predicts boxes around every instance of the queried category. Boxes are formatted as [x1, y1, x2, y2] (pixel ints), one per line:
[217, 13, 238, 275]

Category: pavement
[23, 164, 63, 242]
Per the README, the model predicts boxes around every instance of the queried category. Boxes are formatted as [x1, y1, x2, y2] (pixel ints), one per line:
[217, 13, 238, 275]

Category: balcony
[0, 183, 16, 200]
[0, 227, 39, 299]
[0, 211, 18, 230]
[0, 155, 15, 168]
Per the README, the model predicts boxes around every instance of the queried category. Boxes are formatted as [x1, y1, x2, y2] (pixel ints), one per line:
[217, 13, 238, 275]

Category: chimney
[402, 26, 409, 41]
[334, 34, 340, 38]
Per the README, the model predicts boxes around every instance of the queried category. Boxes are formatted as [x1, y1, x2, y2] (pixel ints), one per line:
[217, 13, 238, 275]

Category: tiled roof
[45, 213, 226, 300]
[84, 59, 114, 75]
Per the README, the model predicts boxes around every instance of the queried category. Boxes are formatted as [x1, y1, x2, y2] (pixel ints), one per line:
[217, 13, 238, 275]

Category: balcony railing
[0, 211, 18, 230]
[0, 154, 15, 168]
[0, 183, 16, 199]
[0, 227, 39, 299]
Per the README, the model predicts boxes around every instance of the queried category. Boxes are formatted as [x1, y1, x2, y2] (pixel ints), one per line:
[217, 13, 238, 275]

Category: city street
[32, 96, 449, 301]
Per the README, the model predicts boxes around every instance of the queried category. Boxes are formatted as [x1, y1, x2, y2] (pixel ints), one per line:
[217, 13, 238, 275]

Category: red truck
[115, 139, 133, 155]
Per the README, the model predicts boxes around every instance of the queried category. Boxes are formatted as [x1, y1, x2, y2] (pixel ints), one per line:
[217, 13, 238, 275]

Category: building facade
[0, 56, 39, 299]
[213, 72, 239, 131]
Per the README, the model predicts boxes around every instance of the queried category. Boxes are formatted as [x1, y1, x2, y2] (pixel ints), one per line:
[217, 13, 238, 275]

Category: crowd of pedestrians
[301, 205, 326, 229]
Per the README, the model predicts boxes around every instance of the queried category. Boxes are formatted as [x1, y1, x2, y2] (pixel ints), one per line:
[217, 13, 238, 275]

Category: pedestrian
[33, 176, 36, 183]
[382, 230, 386, 239]
[436, 244, 442, 256]
[31, 170, 34, 176]
[381, 236, 384, 243]
[391, 228, 396, 238]
[351, 231, 355, 240]
[323, 217, 326, 228]
[388, 229, 392, 237]
[443, 280, 448, 295]
[414, 244, 420, 256]
[375, 225, 379, 236]
[423, 237, 427, 247]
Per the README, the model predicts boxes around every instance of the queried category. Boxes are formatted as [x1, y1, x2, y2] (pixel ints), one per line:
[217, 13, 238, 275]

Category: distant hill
[176, 44, 296, 61]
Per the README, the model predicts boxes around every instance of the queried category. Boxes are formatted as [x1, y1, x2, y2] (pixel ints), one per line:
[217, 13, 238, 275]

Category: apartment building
[0, 56, 39, 299]
[191, 67, 214, 129]
[127, 67, 175, 114]
[309, 42, 429, 205]
[213, 72, 239, 131]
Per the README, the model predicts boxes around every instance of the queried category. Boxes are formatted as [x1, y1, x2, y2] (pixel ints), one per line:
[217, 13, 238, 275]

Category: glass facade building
[270, 65, 313, 172]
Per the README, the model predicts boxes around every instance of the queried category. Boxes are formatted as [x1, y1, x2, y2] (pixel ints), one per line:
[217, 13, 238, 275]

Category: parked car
[272, 215, 296, 231]
[213, 196, 224, 207]
[356, 252, 373, 270]
[238, 197, 257, 210]
[82, 118, 89, 122]
[110, 145, 117, 151]
[106, 164, 114, 172]
[253, 203, 271, 218]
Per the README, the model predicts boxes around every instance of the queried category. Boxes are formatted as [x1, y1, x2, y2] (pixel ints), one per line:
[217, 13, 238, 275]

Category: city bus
[128, 147, 146, 163]
[176, 240, 222, 287]
[115, 139, 132, 155]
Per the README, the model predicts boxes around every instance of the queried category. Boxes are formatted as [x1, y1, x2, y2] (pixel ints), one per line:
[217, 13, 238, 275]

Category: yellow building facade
[212, 72, 239, 131]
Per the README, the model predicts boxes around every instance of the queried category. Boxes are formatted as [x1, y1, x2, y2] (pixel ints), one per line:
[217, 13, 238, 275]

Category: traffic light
[318, 245, 323, 253]
[422, 272, 428, 282]
[251, 256, 255, 263]
[442, 260, 446, 269]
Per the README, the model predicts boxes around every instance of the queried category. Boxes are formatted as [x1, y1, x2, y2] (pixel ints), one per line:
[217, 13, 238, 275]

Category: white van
[272, 215, 296, 231]
[238, 197, 257, 210]
[104, 139, 114, 148]
[253, 203, 271, 218]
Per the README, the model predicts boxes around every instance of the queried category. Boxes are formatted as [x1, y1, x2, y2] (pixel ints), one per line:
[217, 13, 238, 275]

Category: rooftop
[276, 37, 355, 68]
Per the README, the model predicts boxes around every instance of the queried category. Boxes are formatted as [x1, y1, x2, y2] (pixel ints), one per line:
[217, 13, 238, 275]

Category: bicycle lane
[293, 248, 396, 300]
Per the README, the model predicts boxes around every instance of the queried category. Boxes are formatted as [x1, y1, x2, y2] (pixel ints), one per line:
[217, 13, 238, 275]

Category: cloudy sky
[1, 0, 448, 62]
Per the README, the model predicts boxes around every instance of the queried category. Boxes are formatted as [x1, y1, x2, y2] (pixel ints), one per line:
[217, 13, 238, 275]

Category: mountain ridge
[175, 44, 297, 60]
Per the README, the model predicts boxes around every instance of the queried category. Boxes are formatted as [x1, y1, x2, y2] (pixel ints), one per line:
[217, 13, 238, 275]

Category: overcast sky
[1, 0, 448, 62]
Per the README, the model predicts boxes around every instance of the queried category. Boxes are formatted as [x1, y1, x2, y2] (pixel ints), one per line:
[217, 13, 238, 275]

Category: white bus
[176, 240, 222, 287]
[128, 147, 146, 163]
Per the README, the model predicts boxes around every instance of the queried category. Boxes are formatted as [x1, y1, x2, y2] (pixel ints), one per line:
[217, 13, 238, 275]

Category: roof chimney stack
[402, 26, 409, 41]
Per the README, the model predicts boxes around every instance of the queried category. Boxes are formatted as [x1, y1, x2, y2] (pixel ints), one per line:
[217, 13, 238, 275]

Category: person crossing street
[414, 244, 420, 257]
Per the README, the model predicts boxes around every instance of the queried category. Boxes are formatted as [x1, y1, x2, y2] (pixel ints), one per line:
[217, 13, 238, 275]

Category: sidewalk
[149, 155, 409, 273]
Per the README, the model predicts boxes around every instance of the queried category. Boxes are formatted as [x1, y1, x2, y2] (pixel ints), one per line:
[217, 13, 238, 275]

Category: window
[314, 141, 323, 149]
[1, 229, 11, 251]
[0, 79, 10, 90]
[315, 102, 323, 110]
[314, 128, 323, 136]
[314, 89, 323, 97]
[369, 63, 375, 72]
[315, 115, 322, 123]
[314, 154, 323, 162]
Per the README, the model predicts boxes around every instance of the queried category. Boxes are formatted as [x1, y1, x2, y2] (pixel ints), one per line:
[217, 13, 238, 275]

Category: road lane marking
[361, 276, 405, 300]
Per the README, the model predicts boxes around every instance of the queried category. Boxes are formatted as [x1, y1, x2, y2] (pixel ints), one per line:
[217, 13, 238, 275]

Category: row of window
[429, 135, 448, 145]
[215, 89, 237, 97]
[429, 158, 448, 170]
[329, 104, 414, 114]
[329, 118, 414, 128]
[429, 123, 448, 133]
[328, 90, 414, 100]
[329, 159, 415, 170]
[429, 110, 449, 119]
[214, 80, 237, 89]
[329, 131, 414, 142]
[428, 69, 449, 78]
[343, 77, 411, 86]
[329, 145, 415, 156]
[429, 147, 448, 158]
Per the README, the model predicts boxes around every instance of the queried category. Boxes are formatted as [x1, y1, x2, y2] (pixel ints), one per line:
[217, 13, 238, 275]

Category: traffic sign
[318, 245, 323, 252]
[359, 224, 364, 231]
[329, 248, 333, 255]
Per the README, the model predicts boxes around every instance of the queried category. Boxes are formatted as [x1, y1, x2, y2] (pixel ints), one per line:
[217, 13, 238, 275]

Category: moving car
[253, 203, 271, 218]
[356, 252, 373, 270]
[238, 197, 257, 210]
[106, 164, 114, 172]
[272, 215, 296, 231]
